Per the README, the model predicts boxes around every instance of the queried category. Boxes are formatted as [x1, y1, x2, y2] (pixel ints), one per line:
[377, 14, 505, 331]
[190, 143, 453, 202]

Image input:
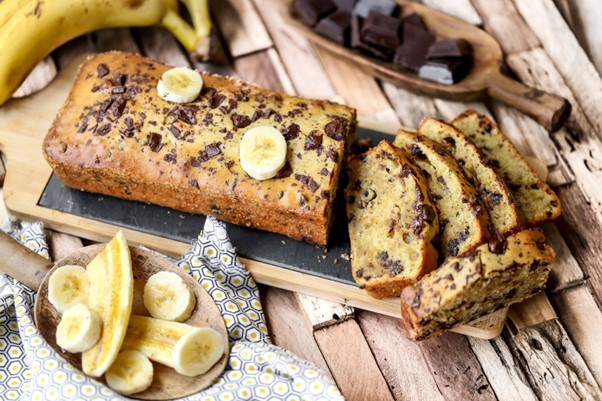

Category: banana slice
[48, 264, 89, 313]
[156, 67, 203, 103]
[239, 126, 287, 180]
[172, 327, 225, 376]
[105, 350, 154, 396]
[56, 303, 102, 353]
[143, 271, 196, 322]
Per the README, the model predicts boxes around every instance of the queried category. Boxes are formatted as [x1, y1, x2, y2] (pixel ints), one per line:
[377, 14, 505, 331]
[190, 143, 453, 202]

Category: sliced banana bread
[452, 110, 561, 225]
[400, 228, 555, 340]
[345, 141, 439, 298]
[418, 118, 523, 236]
[393, 130, 492, 257]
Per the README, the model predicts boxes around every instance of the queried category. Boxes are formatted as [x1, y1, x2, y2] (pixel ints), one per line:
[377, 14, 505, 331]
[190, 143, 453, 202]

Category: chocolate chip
[163, 153, 177, 164]
[490, 192, 502, 205]
[168, 125, 181, 138]
[448, 239, 459, 256]
[412, 289, 423, 309]
[282, 124, 300, 141]
[111, 96, 127, 118]
[209, 93, 226, 109]
[110, 72, 127, 87]
[399, 164, 415, 177]
[189, 179, 200, 189]
[319, 167, 329, 176]
[327, 147, 339, 162]
[295, 174, 320, 192]
[205, 142, 222, 158]
[324, 117, 346, 141]
[231, 113, 251, 129]
[410, 144, 427, 160]
[148, 133, 163, 152]
[274, 162, 292, 178]
[305, 130, 323, 150]
[356, 268, 363, 278]
[97, 63, 110, 78]
[488, 237, 507, 254]
[96, 124, 111, 136]
[173, 105, 199, 125]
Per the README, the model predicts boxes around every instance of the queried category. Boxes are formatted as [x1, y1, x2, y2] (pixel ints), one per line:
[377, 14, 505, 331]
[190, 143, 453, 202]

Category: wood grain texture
[505, 320, 602, 401]
[552, 284, 602, 388]
[295, 293, 354, 329]
[46, 230, 84, 261]
[508, 293, 556, 330]
[542, 223, 584, 291]
[259, 286, 332, 376]
[471, 0, 539, 54]
[382, 83, 439, 128]
[212, 0, 273, 57]
[420, 0, 483, 26]
[233, 51, 286, 92]
[467, 335, 538, 401]
[513, 0, 602, 136]
[135, 27, 191, 67]
[94, 28, 139, 53]
[314, 320, 395, 401]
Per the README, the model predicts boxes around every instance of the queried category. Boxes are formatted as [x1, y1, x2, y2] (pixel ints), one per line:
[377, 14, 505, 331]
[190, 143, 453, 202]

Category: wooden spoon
[285, 0, 571, 132]
[0, 231, 228, 400]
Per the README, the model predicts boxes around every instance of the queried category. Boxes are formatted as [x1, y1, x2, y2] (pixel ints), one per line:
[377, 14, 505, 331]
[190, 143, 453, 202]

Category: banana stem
[161, 9, 199, 51]
[180, 0, 212, 60]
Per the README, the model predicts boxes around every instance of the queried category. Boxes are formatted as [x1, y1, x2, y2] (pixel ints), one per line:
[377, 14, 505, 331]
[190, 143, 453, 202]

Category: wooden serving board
[0, 54, 506, 339]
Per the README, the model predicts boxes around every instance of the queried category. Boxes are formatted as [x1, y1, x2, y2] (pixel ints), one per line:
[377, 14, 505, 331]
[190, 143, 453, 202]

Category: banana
[172, 327, 225, 376]
[239, 126, 288, 180]
[156, 67, 204, 104]
[82, 231, 134, 378]
[0, 0, 212, 106]
[143, 271, 196, 322]
[47, 264, 89, 314]
[105, 350, 154, 396]
[55, 303, 102, 353]
[121, 315, 225, 376]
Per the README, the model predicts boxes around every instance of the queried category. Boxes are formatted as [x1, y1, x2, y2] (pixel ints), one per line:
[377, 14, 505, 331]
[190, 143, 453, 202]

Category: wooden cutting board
[0, 54, 506, 339]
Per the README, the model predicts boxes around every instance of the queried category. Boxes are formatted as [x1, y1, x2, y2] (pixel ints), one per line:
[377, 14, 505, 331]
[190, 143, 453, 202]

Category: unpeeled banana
[121, 315, 225, 376]
[0, 0, 212, 106]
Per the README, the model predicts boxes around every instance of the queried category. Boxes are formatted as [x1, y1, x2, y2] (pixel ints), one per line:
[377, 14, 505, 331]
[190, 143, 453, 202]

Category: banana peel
[0, 0, 213, 106]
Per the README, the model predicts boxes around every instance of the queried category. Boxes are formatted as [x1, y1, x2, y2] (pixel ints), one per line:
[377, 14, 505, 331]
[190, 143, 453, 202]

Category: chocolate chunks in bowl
[352, 0, 397, 18]
[402, 13, 427, 30]
[419, 57, 473, 85]
[294, 0, 336, 26]
[350, 14, 389, 59]
[427, 39, 473, 59]
[315, 10, 352, 46]
[393, 23, 435, 72]
[360, 10, 403, 51]
[334, 0, 357, 12]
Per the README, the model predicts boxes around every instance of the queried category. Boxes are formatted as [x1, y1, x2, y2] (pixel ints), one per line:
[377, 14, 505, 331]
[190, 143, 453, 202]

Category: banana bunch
[0, 0, 212, 106]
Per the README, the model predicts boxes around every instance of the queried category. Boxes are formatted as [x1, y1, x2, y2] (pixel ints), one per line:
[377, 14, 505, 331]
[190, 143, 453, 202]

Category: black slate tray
[38, 127, 393, 285]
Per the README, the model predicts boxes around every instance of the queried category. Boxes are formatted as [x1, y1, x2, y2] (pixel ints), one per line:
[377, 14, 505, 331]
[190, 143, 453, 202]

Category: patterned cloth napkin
[0, 217, 345, 401]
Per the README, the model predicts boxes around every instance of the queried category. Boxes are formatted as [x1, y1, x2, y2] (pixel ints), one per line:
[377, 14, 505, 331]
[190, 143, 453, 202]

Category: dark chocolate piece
[350, 15, 389, 59]
[333, 0, 356, 12]
[352, 0, 397, 18]
[315, 10, 352, 46]
[294, 0, 336, 26]
[402, 13, 426, 30]
[360, 11, 402, 50]
[418, 57, 472, 84]
[393, 23, 435, 71]
[427, 39, 473, 59]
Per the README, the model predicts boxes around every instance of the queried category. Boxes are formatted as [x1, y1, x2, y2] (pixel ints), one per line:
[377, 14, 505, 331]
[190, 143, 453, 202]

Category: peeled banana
[157, 67, 204, 104]
[121, 315, 225, 376]
[82, 231, 134, 378]
[47, 264, 89, 313]
[0, 0, 212, 106]
[240, 126, 288, 180]
[105, 350, 154, 395]
[143, 271, 196, 322]
[55, 303, 102, 353]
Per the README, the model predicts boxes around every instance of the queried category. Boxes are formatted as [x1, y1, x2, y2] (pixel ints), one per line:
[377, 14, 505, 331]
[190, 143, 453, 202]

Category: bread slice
[393, 130, 492, 257]
[345, 141, 439, 298]
[418, 118, 523, 236]
[400, 228, 555, 340]
[452, 110, 561, 225]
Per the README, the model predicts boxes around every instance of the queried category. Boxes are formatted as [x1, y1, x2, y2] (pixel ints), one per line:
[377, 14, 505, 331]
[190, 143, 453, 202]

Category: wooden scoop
[0, 230, 228, 400]
[285, 0, 571, 132]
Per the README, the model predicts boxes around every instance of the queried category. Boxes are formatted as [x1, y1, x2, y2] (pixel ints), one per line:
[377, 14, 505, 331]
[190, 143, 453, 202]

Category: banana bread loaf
[418, 118, 523, 236]
[393, 130, 492, 257]
[345, 141, 439, 298]
[452, 110, 561, 226]
[43, 52, 357, 245]
[400, 228, 555, 340]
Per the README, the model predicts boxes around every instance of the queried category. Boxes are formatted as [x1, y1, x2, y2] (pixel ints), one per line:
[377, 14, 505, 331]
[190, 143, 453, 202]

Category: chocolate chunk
[411, 288, 422, 309]
[110, 72, 127, 86]
[164, 153, 177, 164]
[97, 63, 110, 78]
[333, 0, 356, 12]
[168, 125, 181, 138]
[410, 144, 426, 160]
[402, 13, 426, 29]
[488, 237, 507, 254]
[418, 57, 472, 84]
[350, 15, 389, 59]
[305, 130, 323, 150]
[282, 123, 300, 141]
[448, 239, 460, 257]
[490, 192, 502, 205]
[319, 167, 329, 176]
[353, 0, 397, 18]
[393, 23, 435, 72]
[96, 124, 111, 136]
[294, 0, 336, 26]
[205, 142, 222, 158]
[427, 39, 473, 59]
[148, 133, 163, 152]
[231, 113, 251, 129]
[189, 179, 200, 189]
[361, 11, 402, 50]
[274, 162, 293, 178]
[209, 93, 226, 109]
[315, 10, 352, 45]
[111, 96, 127, 119]
[327, 147, 339, 162]
[324, 117, 346, 140]
[173, 105, 199, 125]
[295, 174, 320, 192]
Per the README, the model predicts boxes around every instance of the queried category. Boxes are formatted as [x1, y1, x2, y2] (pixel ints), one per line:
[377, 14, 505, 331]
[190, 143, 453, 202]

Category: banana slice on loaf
[400, 228, 555, 340]
[418, 118, 523, 236]
[452, 110, 561, 226]
[345, 141, 439, 298]
[394, 131, 492, 257]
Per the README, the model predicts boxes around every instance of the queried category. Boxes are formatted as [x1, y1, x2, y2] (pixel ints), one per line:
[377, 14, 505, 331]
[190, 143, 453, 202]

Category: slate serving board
[38, 127, 392, 285]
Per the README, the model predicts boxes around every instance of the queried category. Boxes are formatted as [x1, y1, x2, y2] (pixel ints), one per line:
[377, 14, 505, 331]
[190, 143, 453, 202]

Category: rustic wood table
[2, 0, 601, 400]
